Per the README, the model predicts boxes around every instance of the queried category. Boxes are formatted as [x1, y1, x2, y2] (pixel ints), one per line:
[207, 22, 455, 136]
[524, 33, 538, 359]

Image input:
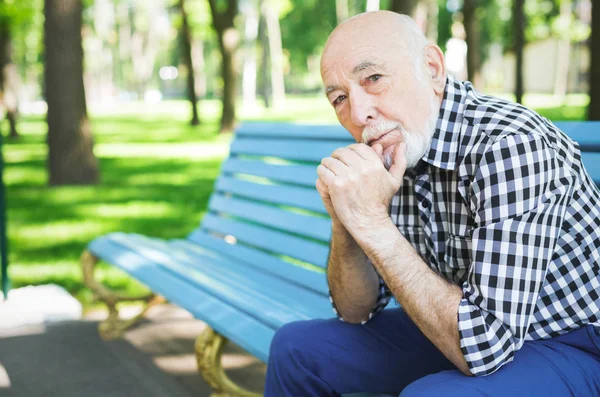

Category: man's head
[320, 11, 446, 168]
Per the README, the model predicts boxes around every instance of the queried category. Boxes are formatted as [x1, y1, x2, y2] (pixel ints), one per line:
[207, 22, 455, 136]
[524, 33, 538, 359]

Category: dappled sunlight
[95, 142, 229, 160]
[14, 221, 112, 244]
[0, 363, 10, 388]
[5, 166, 45, 186]
[4, 145, 45, 164]
[75, 202, 179, 219]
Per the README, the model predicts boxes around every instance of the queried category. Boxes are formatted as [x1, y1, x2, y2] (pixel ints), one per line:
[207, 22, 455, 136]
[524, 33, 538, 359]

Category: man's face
[321, 29, 440, 168]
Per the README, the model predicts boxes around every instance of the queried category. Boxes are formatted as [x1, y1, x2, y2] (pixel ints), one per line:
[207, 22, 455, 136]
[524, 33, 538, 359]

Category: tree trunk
[0, 22, 18, 139]
[513, 0, 525, 104]
[44, 0, 99, 185]
[336, 0, 349, 24]
[242, 5, 258, 110]
[208, 0, 238, 133]
[554, 0, 572, 100]
[389, 0, 418, 16]
[178, 0, 199, 126]
[589, 0, 600, 120]
[463, 0, 482, 88]
[366, 0, 380, 12]
[263, 0, 285, 108]
[258, 11, 270, 108]
[424, 0, 437, 43]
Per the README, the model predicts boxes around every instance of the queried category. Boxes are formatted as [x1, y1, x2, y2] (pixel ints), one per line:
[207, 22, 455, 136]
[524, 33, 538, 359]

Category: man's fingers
[371, 143, 385, 164]
[388, 142, 408, 182]
[320, 157, 347, 176]
[315, 178, 329, 195]
[331, 146, 364, 166]
[316, 164, 335, 186]
[347, 143, 382, 163]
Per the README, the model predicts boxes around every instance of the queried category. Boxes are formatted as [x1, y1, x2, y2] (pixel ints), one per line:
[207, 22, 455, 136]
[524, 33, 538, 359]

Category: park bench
[81, 120, 600, 397]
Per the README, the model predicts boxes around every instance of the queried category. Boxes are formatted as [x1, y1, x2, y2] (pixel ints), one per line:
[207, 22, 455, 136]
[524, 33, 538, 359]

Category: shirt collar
[419, 74, 468, 172]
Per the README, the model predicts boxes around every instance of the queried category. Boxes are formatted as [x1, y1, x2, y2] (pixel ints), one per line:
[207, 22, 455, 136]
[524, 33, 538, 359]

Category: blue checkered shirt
[330, 75, 600, 376]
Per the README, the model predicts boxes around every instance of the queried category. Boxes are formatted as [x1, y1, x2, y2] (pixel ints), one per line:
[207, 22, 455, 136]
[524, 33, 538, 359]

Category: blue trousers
[265, 308, 600, 396]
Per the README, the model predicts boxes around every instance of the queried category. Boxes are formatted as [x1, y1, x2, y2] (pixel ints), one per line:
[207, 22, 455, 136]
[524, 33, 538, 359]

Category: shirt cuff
[329, 275, 392, 324]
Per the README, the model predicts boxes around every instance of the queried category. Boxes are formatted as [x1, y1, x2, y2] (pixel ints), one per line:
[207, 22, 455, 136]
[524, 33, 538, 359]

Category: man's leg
[265, 308, 456, 397]
[400, 325, 600, 397]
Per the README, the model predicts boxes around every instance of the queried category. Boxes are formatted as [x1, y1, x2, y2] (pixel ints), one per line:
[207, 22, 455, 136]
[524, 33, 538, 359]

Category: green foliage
[279, 0, 336, 74]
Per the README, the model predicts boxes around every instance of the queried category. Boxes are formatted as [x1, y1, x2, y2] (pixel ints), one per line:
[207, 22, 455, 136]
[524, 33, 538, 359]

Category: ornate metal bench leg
[195, 327, 262, 397]
[81, 250, 166, 340]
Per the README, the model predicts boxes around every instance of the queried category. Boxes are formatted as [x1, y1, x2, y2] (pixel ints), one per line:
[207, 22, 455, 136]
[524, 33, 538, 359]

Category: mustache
[362, 120, 403, 145]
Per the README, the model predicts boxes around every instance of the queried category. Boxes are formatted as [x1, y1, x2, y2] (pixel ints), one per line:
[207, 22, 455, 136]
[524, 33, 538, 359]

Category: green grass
[4, 94, 588, 308]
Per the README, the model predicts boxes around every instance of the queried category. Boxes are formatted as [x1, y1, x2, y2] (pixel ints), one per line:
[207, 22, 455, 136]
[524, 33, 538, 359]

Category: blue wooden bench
[81, 120, 600, 397]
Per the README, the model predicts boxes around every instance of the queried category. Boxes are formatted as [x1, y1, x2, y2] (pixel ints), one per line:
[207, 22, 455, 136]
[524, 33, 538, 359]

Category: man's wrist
[352, 216, 403, 261]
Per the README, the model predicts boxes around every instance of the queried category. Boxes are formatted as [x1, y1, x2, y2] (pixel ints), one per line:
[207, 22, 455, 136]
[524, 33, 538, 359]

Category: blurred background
[2, 0, 598, 309]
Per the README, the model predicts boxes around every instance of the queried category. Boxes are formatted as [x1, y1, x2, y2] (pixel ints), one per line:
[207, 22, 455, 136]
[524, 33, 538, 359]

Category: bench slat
[88, 236, 275, 362]
[555, 121, 600, 150]
[108, 234, 333, 325]
[230, 138, 344, 162]
[581, 152, 600, 184]
[196, 214, 330, 268]
[236, 122, 350, 140]
[221, 158, 317, 187]
[215, 176, 327, 214]
[209, 194, 331, 242]
[179, 231, 329, 296]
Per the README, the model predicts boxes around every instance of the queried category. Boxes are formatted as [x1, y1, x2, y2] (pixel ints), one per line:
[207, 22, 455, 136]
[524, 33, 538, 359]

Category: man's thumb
[388, 142, 407, 181]
[372, 143, 385, 164]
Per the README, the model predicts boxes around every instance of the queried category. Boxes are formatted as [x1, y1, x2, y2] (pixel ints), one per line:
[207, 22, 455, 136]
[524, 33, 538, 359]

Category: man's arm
[316, 174, 382, 324]
[318, 142, 471, 375]
[354, 217, 472, 375]
[326, 220, 380, 324]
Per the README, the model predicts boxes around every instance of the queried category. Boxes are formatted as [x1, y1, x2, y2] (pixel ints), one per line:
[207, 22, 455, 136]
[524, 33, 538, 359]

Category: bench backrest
[187, 123, 352, 297]
[187, 121, 600, 296]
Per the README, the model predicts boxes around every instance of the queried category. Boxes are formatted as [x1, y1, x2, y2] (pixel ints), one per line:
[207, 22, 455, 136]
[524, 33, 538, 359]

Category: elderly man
[265, 11, 600, 397]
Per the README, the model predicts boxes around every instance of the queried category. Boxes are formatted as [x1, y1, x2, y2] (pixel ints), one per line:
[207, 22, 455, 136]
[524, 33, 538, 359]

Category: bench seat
[89, 231, 333, 362]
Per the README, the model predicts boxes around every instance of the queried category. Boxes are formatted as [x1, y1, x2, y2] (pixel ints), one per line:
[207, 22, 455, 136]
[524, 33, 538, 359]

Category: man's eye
[367, 74, 382, 83]
[333, 95, 347, 106]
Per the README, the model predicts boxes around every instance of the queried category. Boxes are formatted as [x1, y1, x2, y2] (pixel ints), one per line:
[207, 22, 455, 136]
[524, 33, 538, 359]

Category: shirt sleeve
[329, 267, 392, 324]
[460, 133, 574, 376]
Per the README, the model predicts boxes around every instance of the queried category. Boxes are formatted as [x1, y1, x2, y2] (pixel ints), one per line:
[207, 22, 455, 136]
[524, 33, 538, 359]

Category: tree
[257, 8, 270, 107]
[178, 0, 200, 125]
[462, 0, 482, 88]
[335, 0, 349, 25]
[589, 0, 599, 120]
[0, 20, 17, 139]
[241, 0, 259, 110]
[389, 0, 418, 16]
[262, 0, 285, 108]
[207, 0, 238, 133]
[513, 0, 525, 104]
[0, 0, 33, 140]
[44, 0, 99, 185]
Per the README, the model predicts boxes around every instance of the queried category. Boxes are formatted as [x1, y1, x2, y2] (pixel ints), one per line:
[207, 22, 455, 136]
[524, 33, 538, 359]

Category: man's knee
[269, 320, 320, 368]
[400, 371, 480, 397]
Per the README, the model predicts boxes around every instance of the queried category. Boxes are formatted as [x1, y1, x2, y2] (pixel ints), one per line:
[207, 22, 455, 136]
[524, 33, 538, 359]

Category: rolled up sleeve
[459, 133, 574, 376]
[329, 271, 392, 324]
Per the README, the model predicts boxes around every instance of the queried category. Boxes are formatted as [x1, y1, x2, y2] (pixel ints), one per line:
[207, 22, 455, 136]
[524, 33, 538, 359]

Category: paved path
[0, 304, 266, 397]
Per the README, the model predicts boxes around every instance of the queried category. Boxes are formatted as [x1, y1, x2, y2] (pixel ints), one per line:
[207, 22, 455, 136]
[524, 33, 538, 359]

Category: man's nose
[349, 89, 377, 128]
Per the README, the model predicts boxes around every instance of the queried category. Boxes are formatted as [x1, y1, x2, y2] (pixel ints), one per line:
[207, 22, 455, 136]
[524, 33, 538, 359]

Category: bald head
[321, 11, 428, 75]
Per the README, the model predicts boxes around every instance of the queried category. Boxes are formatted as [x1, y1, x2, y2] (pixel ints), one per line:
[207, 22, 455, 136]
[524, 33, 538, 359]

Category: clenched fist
[316, 142, 407, 235]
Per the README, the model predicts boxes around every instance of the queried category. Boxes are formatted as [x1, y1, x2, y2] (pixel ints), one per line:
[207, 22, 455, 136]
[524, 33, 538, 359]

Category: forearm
[327, 221, 380, 323]
[355, 219, 472, 375]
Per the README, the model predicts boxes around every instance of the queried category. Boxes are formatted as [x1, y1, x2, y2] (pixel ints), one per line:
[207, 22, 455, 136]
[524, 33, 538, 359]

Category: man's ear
[424, 44, 446, 96]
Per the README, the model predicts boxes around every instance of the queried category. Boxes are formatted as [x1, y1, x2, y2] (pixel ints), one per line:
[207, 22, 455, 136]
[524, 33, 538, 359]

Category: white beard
[363, 94, 440, 170]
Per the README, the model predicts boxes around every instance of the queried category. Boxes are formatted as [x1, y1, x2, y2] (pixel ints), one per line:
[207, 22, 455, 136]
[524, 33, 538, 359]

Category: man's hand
[316, 142, 407, 235]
